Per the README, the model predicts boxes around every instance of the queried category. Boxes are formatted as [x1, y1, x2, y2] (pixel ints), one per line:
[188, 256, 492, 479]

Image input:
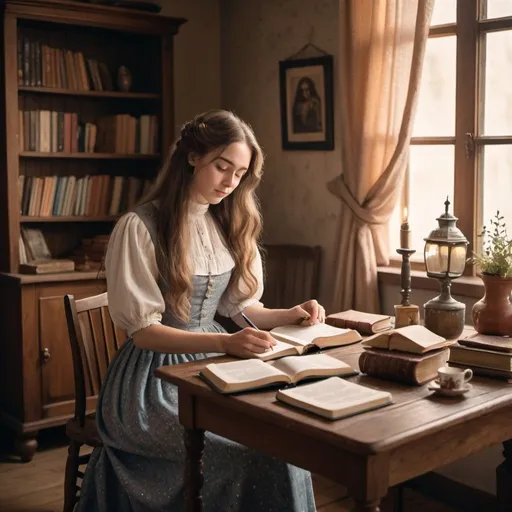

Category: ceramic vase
[472, 274, 512, 336]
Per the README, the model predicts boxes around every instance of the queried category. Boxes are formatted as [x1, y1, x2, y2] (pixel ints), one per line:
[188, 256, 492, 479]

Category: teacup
[437, 366, 473, 390]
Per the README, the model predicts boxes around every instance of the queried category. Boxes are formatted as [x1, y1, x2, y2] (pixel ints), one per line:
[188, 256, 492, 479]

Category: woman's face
[189, 142, 252, 205]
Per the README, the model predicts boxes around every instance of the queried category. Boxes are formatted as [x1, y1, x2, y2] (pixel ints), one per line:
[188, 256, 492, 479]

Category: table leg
[353, 500, 381, 511]
[497, 439, 512, 512]
[184, 428, 205, 512]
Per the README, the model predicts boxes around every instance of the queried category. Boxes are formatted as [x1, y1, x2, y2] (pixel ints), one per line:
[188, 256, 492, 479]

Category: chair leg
[63, 440, 82, 512]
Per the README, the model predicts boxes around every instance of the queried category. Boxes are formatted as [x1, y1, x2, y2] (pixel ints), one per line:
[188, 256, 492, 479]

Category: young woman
[76, 109, 325, 512]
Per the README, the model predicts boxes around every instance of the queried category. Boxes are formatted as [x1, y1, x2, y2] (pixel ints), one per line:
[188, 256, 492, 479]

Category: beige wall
[160, 0, 222, 132]
[220, 0, 341, 308]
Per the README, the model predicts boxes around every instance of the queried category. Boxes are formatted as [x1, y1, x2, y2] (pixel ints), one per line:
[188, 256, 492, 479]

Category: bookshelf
[0, 0, 185, 461]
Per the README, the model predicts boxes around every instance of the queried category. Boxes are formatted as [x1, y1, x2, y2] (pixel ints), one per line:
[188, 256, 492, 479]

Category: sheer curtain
[328, 0, 434, 313]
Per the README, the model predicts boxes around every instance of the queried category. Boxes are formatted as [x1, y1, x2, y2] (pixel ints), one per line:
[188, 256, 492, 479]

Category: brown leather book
[458, 332, 512, 353]
[19, 258, 75, 274]
[326, 310, 392, 335]
[359, 348, 450, 386]
[448, 344, 512, 372]
[448, 361, 512, 381]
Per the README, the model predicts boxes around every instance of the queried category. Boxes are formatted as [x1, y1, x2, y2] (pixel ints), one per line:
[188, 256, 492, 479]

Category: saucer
[428, 380, 472, 397]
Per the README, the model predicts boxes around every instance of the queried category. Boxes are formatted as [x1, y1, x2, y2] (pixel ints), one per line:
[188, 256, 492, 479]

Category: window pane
[482, 30, 512, 135]
[412, 36, 456, 137]
[481, 145, 512, 240]
[484, 0, 512, 19]
[401, 146, 454, 255]
[430, 0, 456, 25]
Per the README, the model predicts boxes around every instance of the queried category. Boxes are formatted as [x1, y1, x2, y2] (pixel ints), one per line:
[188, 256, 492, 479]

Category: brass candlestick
[394, 248, 420, 328]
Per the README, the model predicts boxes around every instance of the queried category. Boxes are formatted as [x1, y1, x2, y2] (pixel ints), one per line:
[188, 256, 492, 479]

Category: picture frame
[279, 55, 334, 151]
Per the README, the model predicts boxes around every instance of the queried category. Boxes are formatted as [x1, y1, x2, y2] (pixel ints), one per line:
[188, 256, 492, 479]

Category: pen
[240, 311, 274, 351]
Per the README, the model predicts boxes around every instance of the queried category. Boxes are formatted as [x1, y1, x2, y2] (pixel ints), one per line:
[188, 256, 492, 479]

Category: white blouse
[105, 201, 264, 336]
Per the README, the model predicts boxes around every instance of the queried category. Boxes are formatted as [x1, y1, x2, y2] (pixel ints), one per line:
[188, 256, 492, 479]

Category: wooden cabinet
[0, 0, 185, 461]
[0, 272, 106, 460]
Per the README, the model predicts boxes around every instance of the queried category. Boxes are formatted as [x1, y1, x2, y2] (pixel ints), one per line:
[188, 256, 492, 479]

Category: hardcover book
[258, 323, 362, 362]
[200, 353, 358, 394]
[359, 348, 449, 385]
[362, 325, 453, 354]
[448, 343, 512, 372]
[326, 309, 392, 335]
[276, 376, 393, 420]
[19, 258, 75, 274]
[458, 332, 512, 354]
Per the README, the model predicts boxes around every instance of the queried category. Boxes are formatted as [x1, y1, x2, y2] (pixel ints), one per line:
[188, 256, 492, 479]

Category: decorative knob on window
[42, 348, 51, 362]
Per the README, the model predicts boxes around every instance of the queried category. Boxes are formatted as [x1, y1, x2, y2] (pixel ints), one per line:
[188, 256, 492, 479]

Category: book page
[391, 325, 446, 350]
[252, 340, 299, 360]
[270, 354, 352, 379]
[278, 377, 392, 412]
[270, 323, 351, 346]
[333, 310, 391, 325]
[361, 332, 391, 349]
[205, 359, 286, 384]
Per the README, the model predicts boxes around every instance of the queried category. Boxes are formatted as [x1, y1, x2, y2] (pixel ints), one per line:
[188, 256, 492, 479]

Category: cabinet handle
[42, 348, 51, 363]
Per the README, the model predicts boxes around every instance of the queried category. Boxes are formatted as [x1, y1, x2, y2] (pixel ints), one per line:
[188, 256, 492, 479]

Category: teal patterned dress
[75, 202, 316, 512]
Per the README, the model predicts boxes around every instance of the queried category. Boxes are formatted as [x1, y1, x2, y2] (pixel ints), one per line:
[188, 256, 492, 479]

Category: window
[389, 0, 512, 273]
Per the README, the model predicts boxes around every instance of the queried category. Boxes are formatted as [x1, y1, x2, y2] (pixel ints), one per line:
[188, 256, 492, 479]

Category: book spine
[326, 317, 370, 334]
[359, 351, 427, 386]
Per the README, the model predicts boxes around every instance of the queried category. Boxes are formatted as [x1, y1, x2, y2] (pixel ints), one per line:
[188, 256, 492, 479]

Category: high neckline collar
[189, 199, 209, 217]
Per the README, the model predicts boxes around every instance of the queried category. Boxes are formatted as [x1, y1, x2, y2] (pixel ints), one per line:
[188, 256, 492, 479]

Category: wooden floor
[0, 426, 460, 512]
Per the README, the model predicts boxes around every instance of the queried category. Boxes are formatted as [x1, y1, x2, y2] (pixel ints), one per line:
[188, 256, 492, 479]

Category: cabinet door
[38, 280, 106, 419]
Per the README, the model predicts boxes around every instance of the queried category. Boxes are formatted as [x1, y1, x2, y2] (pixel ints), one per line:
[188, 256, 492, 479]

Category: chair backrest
[261, 244, 322, 309]
[64, 293, 125, 425]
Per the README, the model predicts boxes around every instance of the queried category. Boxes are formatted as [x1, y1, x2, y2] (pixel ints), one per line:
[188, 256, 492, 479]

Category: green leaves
[469, 211, 512, 278]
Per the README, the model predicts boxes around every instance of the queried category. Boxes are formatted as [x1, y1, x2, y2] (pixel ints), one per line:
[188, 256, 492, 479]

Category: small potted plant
[470, 211, 512, 336]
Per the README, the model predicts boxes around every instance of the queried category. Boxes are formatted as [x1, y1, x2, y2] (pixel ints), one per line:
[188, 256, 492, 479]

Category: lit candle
[400, 207, 412, 249]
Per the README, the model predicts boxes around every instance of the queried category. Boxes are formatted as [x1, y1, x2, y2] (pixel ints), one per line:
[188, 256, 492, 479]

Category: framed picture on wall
[279, 55, 334, 151]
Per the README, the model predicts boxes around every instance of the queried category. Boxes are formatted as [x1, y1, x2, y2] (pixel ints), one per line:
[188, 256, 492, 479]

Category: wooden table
[155, 344, 512, 512]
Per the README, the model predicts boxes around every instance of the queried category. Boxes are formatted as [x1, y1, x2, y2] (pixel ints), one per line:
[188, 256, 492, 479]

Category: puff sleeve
[105, 212, 165, 337]
[217, 246, 264, 318]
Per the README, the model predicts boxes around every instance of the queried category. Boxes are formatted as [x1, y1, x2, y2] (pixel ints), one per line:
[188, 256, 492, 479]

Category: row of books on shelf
[19, 174, 152, 217]
[18, 35, 114, 91]
[19, 110, 158, 154]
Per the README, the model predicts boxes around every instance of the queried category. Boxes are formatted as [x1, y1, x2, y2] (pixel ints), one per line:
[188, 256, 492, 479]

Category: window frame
[392, 0, 512, 276]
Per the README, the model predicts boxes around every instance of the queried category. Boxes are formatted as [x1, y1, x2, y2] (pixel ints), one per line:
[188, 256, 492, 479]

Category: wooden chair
[63, 292, 125, 512]
[261, 244, 322, 309]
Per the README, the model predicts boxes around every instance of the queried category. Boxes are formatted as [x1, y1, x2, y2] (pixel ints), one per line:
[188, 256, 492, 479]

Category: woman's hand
[289, 299, 326, 326]
[221, 328, 277, 358]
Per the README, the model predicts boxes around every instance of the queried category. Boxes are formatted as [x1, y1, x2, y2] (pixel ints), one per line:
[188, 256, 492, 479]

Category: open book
[255, 323, 362, 361]
[276, 376, 393, 420]
[200, 353, 358, 394]
[326, 309, 392, 335]
[362, 325, 453, 354]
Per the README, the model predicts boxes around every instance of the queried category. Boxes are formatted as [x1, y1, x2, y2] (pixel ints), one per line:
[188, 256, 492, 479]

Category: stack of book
[70, 234, 110, 271]
[358, 324, 454, 386]
[448, 332, 512, 381]
[327, 310, 453, 386]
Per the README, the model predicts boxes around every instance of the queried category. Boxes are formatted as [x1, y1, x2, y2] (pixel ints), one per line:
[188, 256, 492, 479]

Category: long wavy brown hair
[142, 109, 265, 321]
